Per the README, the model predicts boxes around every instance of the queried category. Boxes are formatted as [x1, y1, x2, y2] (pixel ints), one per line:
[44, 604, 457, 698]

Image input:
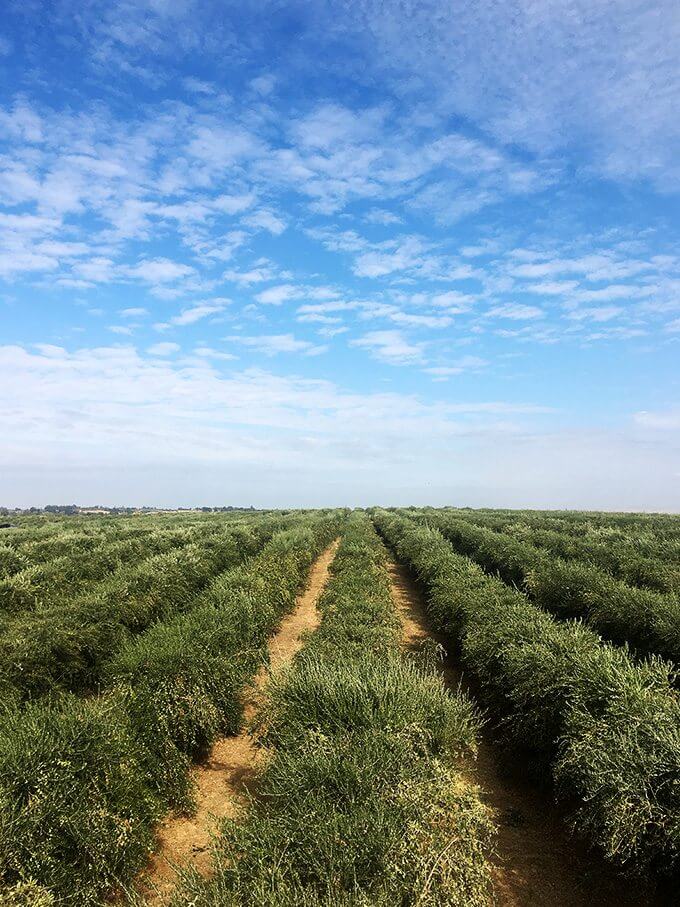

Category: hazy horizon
[4, 499, 680, 516]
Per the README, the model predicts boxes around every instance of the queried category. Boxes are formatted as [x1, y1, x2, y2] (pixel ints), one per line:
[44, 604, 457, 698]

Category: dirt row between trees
[137, 539, 340, 905]
[386, 556, 656, 907]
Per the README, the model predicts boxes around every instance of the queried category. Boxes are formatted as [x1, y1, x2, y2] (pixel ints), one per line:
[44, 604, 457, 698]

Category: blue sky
[1, 0, 679, 509]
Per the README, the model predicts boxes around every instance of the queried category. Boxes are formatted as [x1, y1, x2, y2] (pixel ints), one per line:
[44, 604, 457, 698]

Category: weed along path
[139, 539, 340, 905]
[386, 557, 655, 907]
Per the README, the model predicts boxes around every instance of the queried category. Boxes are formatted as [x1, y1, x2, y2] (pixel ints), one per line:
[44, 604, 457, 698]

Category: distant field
[0, 508, 678, 905]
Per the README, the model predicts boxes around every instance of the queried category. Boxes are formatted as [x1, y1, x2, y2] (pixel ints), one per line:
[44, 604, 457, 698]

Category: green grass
[172, 515, 494, 907]
[0, 693, 163, 902]
[0, 526, 197, 614]
[427, 508, 680, 589]
[0, 521, 273, 698]
[374, 509, 680, 876]
[0, 515, 342, 905]
[419, 511, 680, 667]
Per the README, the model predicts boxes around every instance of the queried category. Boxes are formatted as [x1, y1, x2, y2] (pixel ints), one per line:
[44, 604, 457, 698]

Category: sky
[1, 0, 679, 510]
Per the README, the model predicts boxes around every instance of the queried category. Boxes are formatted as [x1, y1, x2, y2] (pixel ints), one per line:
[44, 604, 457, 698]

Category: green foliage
[0, 513, 244, 582]
[0, 547, 29, 580]
[0, 881, 55, 906]
[258, 656, 479, 760]
[0, 522, 271, 697]
[374, 510, 680, 874]
[424, 512, 680, 666]
[176, 516, 494, 907]
[0, 528, 190, 614]
[429, 508, 680, 592]
[0, 694, 162, 904]
[556, 662, 680, 865]
[181, 729, 492, 907]
[103, 522, 341, 805]
[0, 514, 343, 905]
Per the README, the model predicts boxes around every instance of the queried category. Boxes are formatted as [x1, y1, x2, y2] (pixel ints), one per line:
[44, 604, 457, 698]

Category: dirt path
[138, 539, 340, 905]
[387, 557, 656, 907]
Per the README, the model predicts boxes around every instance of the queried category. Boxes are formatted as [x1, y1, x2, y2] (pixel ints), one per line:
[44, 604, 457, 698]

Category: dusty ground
[387, 557, 658, 907]
[137, 539, 340, 905]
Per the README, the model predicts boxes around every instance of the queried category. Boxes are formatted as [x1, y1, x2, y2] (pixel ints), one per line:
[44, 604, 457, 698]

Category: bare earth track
[137, 539, 340, 905]
[387, 557, 658, 907]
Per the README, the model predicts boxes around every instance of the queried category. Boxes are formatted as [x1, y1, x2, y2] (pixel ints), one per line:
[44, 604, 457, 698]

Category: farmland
[0, 507, 678, 906]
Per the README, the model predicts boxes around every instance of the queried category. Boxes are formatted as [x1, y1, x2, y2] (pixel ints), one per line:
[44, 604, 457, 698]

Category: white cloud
[72, 258, 117, 283]
[353, 236, 429, 278]
[0, 100, 44, 143]
[183, 77, 216, 95]
[365, 208, 403, 226]
[566, 305, 622, 323]
[255, 284, 298, 305]
[351, 329, 425, 365]
[126, 258, 194, 283]
[120, 307, 148, 318]
[525, 281, 580, 296]
[486, 303, 544, 320]
[35, 241, 90, 257]
[580, 327, 646, 342]
[48, 3, 680, 195]
[574, 285, 655, 303]
[358, 304, 452, 328]
[173, 302, 228, 325]
[212, 193, 256, 215]
[0, 8, 678, 510]
[2, 343, 677, 510]
[157, 194, 255, 227]
[227, 334, 327, 356]
[297, 313, 342, 325]
[186, 124, 263, 167]
[57, 278, 94, 289]
[192, 346, 237, 361]
[317, 325, 349, 338]
[289, 103, 386, 151]
[0, 249, 59, 278]
[242, 209, 287, 235]
[460, 240, 501, 258]
[430, 291, 476, 312]
[633, 409, 680, 431]
[388, 312, 452, 328]
[250, 74, 276, 96]
[147, 342, 181, 356]
[509, 254, 653, 283]
[334, 0, 680, 192]
[425, 356, 488, 378]
[223, 267, 276, 285]
[296, 301, 356, 317]
[156, 299, 230, 330]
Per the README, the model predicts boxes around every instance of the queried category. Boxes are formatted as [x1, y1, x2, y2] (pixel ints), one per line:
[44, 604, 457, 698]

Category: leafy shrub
[0, 514, 343, 905]
[427, 513, 680, 666]
[0, 522, 270, 697]
[0, 880, 55, 906]
[375, 510, 680, 874]
[0, 694, 162, 904]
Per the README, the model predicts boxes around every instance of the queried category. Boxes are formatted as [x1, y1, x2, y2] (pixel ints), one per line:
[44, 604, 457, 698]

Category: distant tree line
[0, 505, 258, 516]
